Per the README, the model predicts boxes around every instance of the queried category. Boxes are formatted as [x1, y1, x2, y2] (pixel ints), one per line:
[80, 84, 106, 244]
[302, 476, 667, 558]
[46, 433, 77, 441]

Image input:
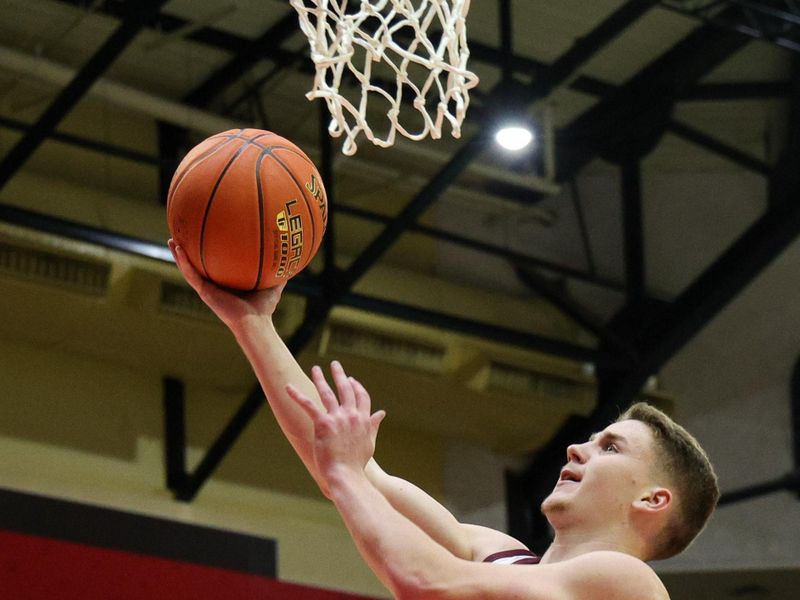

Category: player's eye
[603, 442, 619, 453]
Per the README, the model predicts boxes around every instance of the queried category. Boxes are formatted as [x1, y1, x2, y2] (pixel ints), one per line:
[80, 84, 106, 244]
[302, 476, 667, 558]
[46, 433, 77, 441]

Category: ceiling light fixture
[495, 125, 534, 151]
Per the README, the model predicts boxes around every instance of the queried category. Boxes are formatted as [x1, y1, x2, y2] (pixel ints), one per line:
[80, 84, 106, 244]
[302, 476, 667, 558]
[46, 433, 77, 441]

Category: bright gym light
[495, 125, 534, 151]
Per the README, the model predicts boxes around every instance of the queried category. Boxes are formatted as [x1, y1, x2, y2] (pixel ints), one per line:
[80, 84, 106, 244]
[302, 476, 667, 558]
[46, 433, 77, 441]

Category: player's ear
[634, 487, 672, 513]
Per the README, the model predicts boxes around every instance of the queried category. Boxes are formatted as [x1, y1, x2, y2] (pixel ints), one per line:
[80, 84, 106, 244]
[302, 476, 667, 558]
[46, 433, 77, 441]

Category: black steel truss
[662, 0, 800, 53]
[0, 0, 169, 191]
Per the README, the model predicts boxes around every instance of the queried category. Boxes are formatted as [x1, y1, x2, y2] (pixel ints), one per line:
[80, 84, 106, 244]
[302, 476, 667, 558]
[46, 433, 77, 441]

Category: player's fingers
[330, 361, 356, 410]
[350, 377, 371, 415]
[169, 240, 204, 290]
[311, 365, 340, 412]
[285, 383, 321, 420]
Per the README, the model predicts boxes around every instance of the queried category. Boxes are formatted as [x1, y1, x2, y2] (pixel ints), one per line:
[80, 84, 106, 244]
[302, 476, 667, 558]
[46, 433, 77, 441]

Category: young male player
[169, 239, 719, 600]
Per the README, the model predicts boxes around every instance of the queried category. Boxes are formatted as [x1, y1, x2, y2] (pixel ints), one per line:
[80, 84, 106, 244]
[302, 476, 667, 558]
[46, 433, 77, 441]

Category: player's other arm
[327, 470, 665, 600]
[289, 374, 667, 600]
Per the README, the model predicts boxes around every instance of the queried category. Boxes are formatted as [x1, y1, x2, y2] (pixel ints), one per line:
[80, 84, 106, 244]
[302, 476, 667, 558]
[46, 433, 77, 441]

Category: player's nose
[566, 442, 587, 464]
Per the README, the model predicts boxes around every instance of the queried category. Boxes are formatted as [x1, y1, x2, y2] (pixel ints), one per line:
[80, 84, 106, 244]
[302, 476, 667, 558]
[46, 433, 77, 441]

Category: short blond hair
[618, 402, 719, 560]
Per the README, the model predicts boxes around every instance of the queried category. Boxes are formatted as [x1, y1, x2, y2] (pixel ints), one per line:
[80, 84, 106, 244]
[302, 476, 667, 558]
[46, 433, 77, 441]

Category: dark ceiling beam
[680, 80, 791, 100]
[342, 292, 607, 366]
[338, 203, 625, 291]
[0, 202, 603, 367]
[529, 0, 662, 98]
[660, 0, 800, 53]
[0, 0, 169, 191]
[556, 18, 752, 181]
[0, 112, 627, 293]
[0, 115, 160, 166]
[51, 0, 771, 181]
[56, 0, 248, 53]
[183, 11, 299, 107]
[621, 158, 645, 304]
[513, 264, 634, 360]
[667, 119, 771, 175]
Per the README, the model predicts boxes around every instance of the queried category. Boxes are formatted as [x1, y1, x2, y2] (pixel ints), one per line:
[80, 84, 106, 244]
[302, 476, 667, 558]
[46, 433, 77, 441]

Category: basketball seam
[253, 151, 267, 292]
[167, 130, 247, 214]
[243, 141, 315, 168]
[199, 133, 272, 284]
[198, 143, 251, 279]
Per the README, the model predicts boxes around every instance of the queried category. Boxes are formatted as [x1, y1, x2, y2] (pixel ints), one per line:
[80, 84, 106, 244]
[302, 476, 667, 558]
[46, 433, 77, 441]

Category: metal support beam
[163, 377, 187, 494]
[0, 0, 168, 190]
[718, 472, 800, 505]
[667, 119, 771, 175]
[794, 354, 800, 500]
[513, 265, 635, 360]
[532, 0, 661, 97]
[166, 385, 264, 502]
[183, 11, 299, 107]
[47, 0, 773, 182]
[0, 114, 160, 166]
[557, 16, 750, 180]
[661, 0, 800, 53]
[621, 158, 645, 304]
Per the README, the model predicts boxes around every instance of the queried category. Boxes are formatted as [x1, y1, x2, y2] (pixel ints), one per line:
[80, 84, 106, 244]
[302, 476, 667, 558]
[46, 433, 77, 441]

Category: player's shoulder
[461, 523, 530, 562]
[561, 551, 670, 600]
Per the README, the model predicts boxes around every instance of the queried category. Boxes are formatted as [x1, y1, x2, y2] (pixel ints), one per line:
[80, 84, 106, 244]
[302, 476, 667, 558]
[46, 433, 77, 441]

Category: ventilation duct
[0, 240, 109, 295]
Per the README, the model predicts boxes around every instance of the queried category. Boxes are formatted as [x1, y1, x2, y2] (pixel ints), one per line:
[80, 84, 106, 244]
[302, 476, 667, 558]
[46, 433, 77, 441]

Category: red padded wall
[0, 530, 378, 600]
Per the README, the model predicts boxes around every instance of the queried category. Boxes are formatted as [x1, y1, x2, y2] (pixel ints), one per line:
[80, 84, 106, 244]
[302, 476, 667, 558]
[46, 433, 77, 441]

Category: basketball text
[306, 174, 327, 227]
[276, 199, 304, 278]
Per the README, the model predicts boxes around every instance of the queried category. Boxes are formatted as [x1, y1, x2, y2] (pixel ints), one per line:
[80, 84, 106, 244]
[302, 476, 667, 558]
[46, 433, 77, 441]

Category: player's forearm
[327, 466, 463, 600]
[232, 320, 471, 556]
[229, 316, 326, 481]
[365, 461, 473, 560]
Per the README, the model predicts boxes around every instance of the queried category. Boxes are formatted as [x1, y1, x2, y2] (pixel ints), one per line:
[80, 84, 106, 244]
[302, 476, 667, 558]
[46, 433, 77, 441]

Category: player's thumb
[370, 410, 386, 440]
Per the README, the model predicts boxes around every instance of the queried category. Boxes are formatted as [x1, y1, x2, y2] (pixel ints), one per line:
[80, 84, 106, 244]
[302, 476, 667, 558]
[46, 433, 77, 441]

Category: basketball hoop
[290, 0, 479, 155]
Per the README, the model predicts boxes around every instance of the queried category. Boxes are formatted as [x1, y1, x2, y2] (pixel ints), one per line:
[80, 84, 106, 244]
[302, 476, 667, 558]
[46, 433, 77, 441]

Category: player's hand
[286, 361, 386, 478]
[168, 238, 285, 328]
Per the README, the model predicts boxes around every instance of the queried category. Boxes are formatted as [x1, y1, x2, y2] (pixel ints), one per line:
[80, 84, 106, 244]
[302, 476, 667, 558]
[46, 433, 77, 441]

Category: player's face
[541, 419, 659, 527]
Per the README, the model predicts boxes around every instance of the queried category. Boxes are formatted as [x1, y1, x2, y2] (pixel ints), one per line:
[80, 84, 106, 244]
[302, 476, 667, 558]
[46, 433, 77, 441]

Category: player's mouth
[555, 468, 582, 487]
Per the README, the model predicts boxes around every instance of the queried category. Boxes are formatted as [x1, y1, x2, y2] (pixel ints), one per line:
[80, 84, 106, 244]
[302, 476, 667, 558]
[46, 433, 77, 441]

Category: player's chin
[540, 490, 567, 513]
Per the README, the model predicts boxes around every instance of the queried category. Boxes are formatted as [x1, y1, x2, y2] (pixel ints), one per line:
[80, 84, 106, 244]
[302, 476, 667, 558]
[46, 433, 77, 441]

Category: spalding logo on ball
[167, 128, 328, 290]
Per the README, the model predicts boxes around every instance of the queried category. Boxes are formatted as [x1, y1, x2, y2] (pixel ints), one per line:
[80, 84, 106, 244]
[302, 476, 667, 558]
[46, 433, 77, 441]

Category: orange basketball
[167, 128, 328, 290]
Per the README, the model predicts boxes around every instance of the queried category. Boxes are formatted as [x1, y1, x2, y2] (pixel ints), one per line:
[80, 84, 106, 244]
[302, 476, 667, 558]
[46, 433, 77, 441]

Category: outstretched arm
[169, 240, 505, 560]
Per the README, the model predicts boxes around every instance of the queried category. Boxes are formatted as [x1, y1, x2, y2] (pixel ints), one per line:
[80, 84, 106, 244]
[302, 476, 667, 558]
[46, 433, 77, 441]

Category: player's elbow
[390, 569, 457, 600]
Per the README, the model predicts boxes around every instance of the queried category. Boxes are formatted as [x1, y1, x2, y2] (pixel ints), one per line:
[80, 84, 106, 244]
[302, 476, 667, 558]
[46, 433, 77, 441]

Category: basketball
[167, 128, 328, 290]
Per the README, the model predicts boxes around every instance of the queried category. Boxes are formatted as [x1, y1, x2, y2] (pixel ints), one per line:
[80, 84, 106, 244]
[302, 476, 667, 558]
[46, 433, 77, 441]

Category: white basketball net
[290, 0, 479, 155]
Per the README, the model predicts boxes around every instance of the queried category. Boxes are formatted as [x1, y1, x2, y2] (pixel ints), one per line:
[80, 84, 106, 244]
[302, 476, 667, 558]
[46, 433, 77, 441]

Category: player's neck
[540, 524, 643, 564]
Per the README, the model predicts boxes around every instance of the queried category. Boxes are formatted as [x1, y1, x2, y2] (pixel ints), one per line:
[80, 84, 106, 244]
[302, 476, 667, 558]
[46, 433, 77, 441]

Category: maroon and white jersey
[483, 549, 540, 565]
